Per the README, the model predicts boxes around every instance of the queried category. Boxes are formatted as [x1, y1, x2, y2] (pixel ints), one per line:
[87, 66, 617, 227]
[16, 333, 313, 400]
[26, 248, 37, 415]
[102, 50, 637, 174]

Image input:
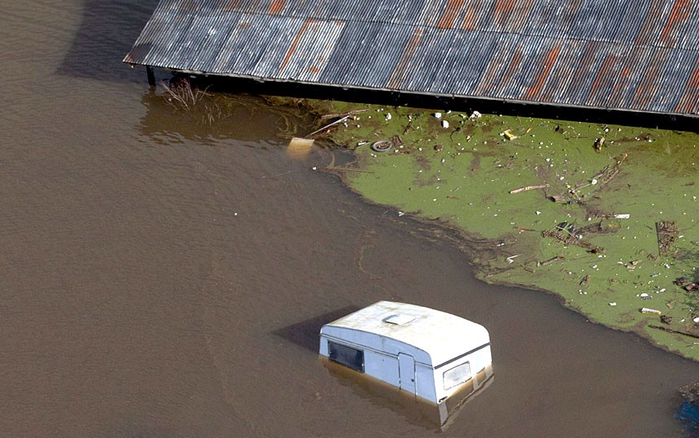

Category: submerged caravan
[319, 301, 493, 424]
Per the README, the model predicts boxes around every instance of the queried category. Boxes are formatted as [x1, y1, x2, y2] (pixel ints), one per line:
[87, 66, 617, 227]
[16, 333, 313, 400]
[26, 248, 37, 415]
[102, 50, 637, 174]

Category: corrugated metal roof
[124, 0, 699, 116]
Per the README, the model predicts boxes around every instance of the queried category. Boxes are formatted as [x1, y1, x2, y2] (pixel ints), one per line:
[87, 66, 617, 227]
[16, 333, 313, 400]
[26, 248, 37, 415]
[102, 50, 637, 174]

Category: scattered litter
[660, 315, 673, 324]
[640, 293, 652, 300]
[501, 129, 519, 140]
[433, 112, 442, 119]
[442, 120, 450, 129]
[506, 254, 520, 264]
[609, 302, 617, 306]
[674, 276, 689, 287]
[470, 111, 482, 119]
[371, 140, 392, 152]
[549, 195, 568, 203]
[640, 307, 661, 314]
[385, 113, 392, 121]
[614, 214, 630, 219]
[626, 260, 640, 271]
[593, 137, 605, 152]
[694, 317, 699, 323]
[688, 283, 699, 292]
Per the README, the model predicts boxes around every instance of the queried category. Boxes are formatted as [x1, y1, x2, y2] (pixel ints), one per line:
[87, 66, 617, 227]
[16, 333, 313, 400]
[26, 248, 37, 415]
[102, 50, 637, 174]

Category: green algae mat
[297, 99, 699, 361]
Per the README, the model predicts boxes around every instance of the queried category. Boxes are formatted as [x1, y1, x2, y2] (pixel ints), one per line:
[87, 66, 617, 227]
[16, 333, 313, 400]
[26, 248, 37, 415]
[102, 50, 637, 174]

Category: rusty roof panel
[125, 0, 699, 116]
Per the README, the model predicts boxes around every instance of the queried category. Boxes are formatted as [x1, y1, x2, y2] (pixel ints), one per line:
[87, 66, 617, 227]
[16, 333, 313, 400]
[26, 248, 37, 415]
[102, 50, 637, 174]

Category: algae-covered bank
[299, 99, 699, 361]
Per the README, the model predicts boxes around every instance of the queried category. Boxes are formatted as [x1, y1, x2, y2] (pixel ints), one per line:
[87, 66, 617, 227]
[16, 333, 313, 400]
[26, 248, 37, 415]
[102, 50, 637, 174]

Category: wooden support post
[146, 66, 155, 87]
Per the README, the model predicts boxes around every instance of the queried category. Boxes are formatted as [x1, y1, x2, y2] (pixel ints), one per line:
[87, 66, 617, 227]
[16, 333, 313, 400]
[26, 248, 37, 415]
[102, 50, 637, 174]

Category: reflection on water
[2, 0, 699, 436]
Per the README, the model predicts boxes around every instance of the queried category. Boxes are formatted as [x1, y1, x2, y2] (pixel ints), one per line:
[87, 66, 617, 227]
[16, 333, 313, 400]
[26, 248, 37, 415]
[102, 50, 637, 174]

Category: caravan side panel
[415, 363, 437, 403]
[364, 350, 399, 387]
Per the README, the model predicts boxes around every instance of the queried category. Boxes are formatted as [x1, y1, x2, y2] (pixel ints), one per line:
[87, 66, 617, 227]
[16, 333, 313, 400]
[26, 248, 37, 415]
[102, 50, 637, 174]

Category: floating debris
[287, 137, 314, 159]
[650, 325, 699, 340]
[509, 184, 550, 194]
[537, 255, 563, 267]
[371, 140, 392, 152]
[501, 129, 519, 140]
[656, 220, 679, 256]
[389, 135, 404, 149]
[593, 137, 605, 152]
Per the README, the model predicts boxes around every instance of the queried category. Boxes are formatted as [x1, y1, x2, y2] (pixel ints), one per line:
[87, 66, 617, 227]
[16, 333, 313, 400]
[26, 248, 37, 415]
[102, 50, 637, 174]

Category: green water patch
[296, 99, 699, 360]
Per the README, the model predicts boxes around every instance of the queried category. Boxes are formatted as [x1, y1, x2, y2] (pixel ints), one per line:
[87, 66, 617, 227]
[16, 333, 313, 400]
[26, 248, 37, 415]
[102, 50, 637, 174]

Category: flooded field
[2, 1, 699, 437]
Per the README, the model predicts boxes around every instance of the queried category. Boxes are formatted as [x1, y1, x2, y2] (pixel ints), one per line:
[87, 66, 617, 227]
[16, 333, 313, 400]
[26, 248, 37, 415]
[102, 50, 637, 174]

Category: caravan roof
[321, 301, 489, 367]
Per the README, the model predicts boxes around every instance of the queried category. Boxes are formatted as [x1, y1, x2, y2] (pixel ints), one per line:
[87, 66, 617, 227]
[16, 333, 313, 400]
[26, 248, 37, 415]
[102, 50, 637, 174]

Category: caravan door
[398, 353, 416, 394]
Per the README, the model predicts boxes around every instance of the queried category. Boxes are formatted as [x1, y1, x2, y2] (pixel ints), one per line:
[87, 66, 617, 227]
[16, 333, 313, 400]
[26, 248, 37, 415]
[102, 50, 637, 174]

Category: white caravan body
[319, 301, 493, 405]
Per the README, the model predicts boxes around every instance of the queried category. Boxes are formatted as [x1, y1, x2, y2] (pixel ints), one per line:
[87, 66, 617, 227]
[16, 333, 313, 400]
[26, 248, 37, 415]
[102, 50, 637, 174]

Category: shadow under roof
[124, 0, 699, 117]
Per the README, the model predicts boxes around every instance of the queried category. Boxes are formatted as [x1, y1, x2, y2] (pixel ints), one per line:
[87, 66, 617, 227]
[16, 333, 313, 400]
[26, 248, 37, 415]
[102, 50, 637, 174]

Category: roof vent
[383, 313, 415, 325]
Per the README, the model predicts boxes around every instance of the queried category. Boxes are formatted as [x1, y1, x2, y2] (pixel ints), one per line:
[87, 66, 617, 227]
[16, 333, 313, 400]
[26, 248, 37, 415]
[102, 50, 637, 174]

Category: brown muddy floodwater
[2, 1, 699, 437]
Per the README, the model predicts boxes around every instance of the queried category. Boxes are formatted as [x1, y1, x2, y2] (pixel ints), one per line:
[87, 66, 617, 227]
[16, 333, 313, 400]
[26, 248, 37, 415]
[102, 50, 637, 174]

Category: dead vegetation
[161, 76, 210, 111]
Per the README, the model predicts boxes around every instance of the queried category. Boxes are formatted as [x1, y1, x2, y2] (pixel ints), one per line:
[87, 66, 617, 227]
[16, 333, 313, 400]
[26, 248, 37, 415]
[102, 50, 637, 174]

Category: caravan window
[328, 341, 364, 372]
[443, 362, 472, 390]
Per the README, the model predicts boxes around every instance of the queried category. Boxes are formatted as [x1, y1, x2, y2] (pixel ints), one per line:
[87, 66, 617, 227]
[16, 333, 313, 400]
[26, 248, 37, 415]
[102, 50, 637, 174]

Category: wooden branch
[319, 109, 370, 120]
[509, 184, 550, 194]
[649, 325, 699, 340]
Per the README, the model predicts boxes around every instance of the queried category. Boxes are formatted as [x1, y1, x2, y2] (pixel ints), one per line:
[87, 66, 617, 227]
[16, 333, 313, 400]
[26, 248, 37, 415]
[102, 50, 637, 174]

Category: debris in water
[501, 129, 519, 140]
[537, 255, 563, 267]
[390, 135, 404, 149]
[549, 195, 568, 203]
[674, 277, 689, 287]
[656, 220, 678, 256]
[506, 254, 520, 264]
[650, 325, 699, 340]
[371, 140, 392, 152]
[593, 137, 605, 152]
[287, 137, 314, 159]
[509, 184, 550, 194]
